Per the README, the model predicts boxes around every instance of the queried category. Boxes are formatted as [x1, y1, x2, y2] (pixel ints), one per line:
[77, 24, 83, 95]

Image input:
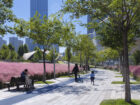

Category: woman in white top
[90, 71, 95, 85]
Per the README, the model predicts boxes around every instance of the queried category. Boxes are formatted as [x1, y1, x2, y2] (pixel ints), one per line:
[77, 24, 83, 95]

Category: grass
[79, 71, 87, 75]
[59, 75, 74, 78]
[115, 72, 121, 75]
[115, 76, 123, 78]
[58, 61, 65, 64]
[112, 81, 140, 84]
[35, 81, 55, 84]
[89, 65, 94, 68]
[100, 99, 140, 105]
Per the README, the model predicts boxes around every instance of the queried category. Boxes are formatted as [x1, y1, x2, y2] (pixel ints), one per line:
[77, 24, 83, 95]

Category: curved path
[0, 68, 140, 105]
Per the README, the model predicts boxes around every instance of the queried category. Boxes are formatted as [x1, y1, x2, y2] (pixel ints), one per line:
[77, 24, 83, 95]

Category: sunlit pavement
[0, 68, 140, 105]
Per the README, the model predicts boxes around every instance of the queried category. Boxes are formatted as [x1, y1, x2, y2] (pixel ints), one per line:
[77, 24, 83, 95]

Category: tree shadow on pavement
[130, 85, 140, 92]
[0, 74, 91, 105]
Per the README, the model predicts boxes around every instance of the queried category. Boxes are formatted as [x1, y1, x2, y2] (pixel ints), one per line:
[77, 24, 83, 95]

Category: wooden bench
[5, 76, 35, 91]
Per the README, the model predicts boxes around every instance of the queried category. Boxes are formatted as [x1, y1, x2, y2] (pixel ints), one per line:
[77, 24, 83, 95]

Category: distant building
[9, 37, 23, 51]
[0, 37, 7, 48]
[30, 0, 48, 19]
[87, 15, 102, 51]
[25, 38, 38, 51]
[30, 0, 59, 53]
[51, 44, 59, 53]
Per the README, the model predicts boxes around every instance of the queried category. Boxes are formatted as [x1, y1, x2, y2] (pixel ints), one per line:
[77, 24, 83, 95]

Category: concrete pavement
[0, 68, 140, 105]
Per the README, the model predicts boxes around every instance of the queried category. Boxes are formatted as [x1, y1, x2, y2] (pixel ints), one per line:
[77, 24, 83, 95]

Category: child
[90, 71, 95, 85]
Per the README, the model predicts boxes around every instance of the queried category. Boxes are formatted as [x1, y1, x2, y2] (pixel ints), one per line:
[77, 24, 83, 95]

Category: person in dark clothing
[72, 64, 79, 82]
[21, 69, 28, 82]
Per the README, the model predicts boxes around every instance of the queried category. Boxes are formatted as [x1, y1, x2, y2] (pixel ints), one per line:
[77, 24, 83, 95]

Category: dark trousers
[74, 73, 77, 81]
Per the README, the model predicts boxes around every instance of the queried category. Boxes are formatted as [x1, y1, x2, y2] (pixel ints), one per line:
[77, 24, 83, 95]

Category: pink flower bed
[129, 65, 140, 77]
[0, 62, 75, 82]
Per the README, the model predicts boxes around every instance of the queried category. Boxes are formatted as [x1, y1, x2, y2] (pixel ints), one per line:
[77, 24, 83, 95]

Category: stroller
[77, 74, 83, 83]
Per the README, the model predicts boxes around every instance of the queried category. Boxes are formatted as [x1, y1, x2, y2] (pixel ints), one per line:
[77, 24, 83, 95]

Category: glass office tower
[87, 15, 102, 51]
[30, 0, 48, 18]
[30, 0, 59, 52]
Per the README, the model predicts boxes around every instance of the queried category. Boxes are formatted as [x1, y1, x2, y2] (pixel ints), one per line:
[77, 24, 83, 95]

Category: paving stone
[0, 69, 140, 105]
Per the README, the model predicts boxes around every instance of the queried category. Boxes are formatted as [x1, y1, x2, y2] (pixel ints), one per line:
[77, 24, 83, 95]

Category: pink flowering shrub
[129, 65, 140, 78]
[0, 62, 76, 82]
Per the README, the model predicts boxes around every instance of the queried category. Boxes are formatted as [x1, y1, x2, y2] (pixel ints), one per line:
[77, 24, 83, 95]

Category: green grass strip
[100, 99, 140, 105]
[112, 81, 140, 84]
[115, 76, 123, 78]
[59, 75, 74, 78]
[35, 81, 55, 84]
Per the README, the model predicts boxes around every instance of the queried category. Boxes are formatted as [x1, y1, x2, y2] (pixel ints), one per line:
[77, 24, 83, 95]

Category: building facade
[30, 0, 59, 52]
[87, 15, 102, 51]
[9, 37, 23, 52]
[30, 0, 48, 18]
[0, 37, 7, 49]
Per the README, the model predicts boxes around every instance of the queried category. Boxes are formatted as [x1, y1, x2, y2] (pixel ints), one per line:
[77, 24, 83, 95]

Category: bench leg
[8, 84, 10, 91]
[16, 84, 20, 90]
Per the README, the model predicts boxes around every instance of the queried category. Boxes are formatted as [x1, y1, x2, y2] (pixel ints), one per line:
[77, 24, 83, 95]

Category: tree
[65, 47, 72, 62]
[73, 35, 96, 69]
[8, 44, 15, 51]
[14, 12, 63, 81]
[0, 0, 15, 36]
[73, 35, 85, 67]
[62, 0, 140, 102]
[0, 44, 10, 60]
[31, 47, 42, 62]
[61, 22, 76, 75]
[132, 50, 140, 65]
[81, 35, 96, 70]
[18, 45, 24, 57]
[8, 44, 17, 60]
[23, 44, 28, 53]
[46, 49, 58, 63]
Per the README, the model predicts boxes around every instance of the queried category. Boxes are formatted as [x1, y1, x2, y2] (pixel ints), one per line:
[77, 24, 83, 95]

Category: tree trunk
[43, 49, 46, 82]
[53, 48, 55, 79]
[122, 52, 125, 82]
[123, 30, 131, 102]
[120, 52, 125, 82]
[68, 47, 70, 75]
[68, 58, 70, 75]
[80, 53, 82, 67]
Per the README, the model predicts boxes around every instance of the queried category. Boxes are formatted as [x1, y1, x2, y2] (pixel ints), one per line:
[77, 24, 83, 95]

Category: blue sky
[2, 0, 87, 53]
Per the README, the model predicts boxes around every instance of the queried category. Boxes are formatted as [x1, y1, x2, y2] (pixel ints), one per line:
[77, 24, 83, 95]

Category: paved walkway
[0, 68, 140, 105]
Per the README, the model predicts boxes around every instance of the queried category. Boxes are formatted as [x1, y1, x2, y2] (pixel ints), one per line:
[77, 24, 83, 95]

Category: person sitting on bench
[21, 69, 28, 82]
[21, 69, 34, 89]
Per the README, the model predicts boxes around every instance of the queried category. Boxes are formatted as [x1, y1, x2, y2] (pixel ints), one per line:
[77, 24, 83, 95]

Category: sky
[2, 0, 87, 53]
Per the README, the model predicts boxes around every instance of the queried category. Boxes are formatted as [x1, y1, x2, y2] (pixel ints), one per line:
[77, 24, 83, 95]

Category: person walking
[90, 71, 95, 85]
[72, 64, 79, 82]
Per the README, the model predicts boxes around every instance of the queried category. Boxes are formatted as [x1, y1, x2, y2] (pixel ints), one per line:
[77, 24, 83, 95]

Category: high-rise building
[9, 37, 23, 52]
[30, 0, 59, 53]
[0, 37, 7, 49]
[87, 15, 102, 51]
[30, 0, 48, 19]
[25, 38, 39, 51]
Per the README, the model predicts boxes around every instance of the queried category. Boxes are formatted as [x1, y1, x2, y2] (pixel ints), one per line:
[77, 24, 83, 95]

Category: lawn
[112, 81, 140, 84]
[59, 75, 74, 78]
[115, 76, 123, 78]
[35, 81, 55, 84]
[100, 99, 140, 105]
[58, 61, 65, 64]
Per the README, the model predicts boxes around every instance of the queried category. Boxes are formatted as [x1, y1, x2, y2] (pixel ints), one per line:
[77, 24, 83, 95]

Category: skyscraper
[25, 38, 36, 51]
[87, 15, 102, 51]
[30, 0, 59, 53]
[0, 37, 7, 49]
[30, 0, 48, 19]
[9, 37, 23, 52]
